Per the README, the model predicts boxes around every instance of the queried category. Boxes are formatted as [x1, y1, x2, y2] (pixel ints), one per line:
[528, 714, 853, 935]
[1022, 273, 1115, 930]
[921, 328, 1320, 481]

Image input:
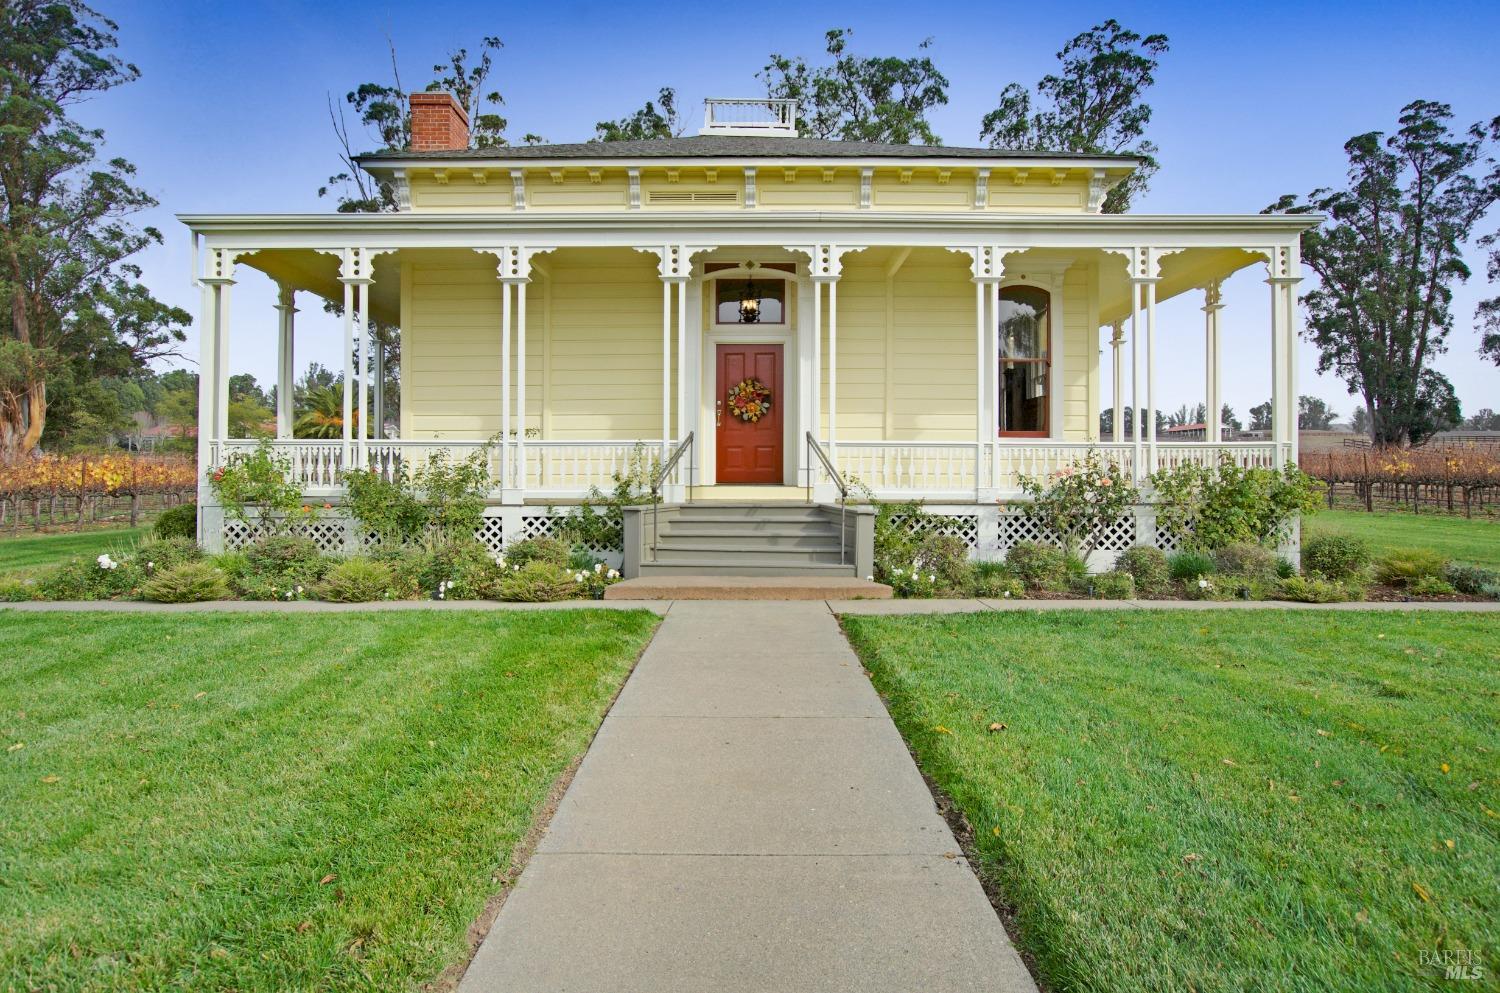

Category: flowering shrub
[570, 562, 622, 600]
[35, 553, 142, 600]
[494, 561, 582, 602]
[1017, 450, 1137, 558]
[208, 440, 309, 537]
[885, 566, 942, 598]
[1150, 455, 1323, 551]
[1004, 541, 1075, 591]
[343, 443, 494, 546]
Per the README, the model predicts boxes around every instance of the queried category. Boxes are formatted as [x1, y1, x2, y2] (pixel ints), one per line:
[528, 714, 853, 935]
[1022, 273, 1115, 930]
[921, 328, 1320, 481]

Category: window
[715, 279, 785, 324]
[998, 285, 1050, 436]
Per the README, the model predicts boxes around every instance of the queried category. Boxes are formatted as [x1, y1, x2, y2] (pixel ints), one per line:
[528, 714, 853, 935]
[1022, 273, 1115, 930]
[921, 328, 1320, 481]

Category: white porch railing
[209, 438, 1287, 501]
[209, 438, 674, 500]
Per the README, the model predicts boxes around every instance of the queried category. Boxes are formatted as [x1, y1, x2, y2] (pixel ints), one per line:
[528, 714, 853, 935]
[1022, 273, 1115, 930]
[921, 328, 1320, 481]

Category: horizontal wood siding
[889, 249, 976, 438]
[404, 257, 503, 437]
[1060, 267, 1092, 440]
[545, 249, 665, 439]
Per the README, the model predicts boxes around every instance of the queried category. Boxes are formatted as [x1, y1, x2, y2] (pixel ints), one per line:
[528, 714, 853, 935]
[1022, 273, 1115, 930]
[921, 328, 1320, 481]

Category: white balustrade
[211, 438, 1279, 500]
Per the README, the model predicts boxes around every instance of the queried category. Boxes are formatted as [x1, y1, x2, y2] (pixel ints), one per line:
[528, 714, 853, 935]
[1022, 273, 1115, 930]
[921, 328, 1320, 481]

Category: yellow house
[181, 96, 1317, 575]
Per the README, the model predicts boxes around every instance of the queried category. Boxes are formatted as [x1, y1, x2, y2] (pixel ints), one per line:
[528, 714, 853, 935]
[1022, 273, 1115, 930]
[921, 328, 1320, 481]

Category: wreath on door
[727, 377, 773, 423]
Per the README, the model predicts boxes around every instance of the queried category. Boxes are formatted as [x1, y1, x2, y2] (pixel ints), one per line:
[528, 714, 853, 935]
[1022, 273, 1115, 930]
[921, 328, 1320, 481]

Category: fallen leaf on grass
[194, 692, 207, 700]
[209, 947, 230, 960]
[40, 775, 59, 784]
[1412, 882, 1432, 903]
[7, 742, 22, 752]
[992, 827, 1000, 837]
[1182, 853, 1202, 864]
[1316, 729, 1330, 737]
[319, 874, 337, 885]
[934, 725, 952, 735]
[1440, 763, 1450, 774]
[1355, 910, 1369, 924]
[988, 722, 1006, 733]
[296, 921, 313, 933]
[1221, 758, 1237, 767]
[1444, 839, 1455, 850]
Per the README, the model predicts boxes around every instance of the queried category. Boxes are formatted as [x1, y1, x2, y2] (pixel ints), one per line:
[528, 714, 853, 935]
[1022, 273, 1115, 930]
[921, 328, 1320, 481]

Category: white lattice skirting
[892, 504, 1277, 570]
[217, 506, 624, 568]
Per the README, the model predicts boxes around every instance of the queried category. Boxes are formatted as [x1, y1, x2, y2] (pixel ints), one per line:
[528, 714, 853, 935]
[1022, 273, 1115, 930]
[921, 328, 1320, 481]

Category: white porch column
[274, 283, 296, 439]
[1128, 278, 1142, 480]
[1144, 276, 1159, 473]
[973, 280, 985, 457]
[674, 279, 688, 453]
[1109, 320, 1124, 443]
[515, 278, 528, 491]
[355, 278, 371, 467]
[811, 277, 822, 445]
[1266, 245, 1302, 467]
[660, 278, 671, 462]
[372, 338, 385, 440]
[1203, 281, 1224, 443]
[339, 270, 354, 469]
[827, 278, 839, 457]
[196, 250, 236, 526]
[500, 275, 512, 486]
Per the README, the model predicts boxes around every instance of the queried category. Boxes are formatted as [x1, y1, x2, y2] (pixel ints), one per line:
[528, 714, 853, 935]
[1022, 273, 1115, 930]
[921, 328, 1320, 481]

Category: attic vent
[648, 190, 741, 205]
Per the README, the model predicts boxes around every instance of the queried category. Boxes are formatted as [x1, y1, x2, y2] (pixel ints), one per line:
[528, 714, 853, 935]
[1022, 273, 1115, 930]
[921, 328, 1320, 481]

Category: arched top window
[998, 285, 1051, 437]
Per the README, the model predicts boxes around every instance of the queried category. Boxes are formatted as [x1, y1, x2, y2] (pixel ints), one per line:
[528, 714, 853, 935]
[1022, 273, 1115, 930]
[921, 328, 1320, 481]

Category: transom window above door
[998, 285, 1050, 437]
[715, 278, 785, 324]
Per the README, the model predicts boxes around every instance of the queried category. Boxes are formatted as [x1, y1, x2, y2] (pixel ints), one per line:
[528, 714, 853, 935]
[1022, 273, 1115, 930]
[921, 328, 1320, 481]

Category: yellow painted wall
[401, 248, 1100, 446]
[400, 254, 504, 437]
[402, 165, 1119, 214]
[543, 249, 668, 438]
[408, 172, 513, 211]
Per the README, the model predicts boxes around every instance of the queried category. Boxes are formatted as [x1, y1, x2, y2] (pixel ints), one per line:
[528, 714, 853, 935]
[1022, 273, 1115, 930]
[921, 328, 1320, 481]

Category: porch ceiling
[236, 248, 403, 325]
[1096, 247, 1264, 324]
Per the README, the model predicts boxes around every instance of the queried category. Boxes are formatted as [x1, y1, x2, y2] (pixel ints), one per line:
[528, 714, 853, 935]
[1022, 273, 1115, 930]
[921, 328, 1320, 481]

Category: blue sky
[84, 0, 1500, 423]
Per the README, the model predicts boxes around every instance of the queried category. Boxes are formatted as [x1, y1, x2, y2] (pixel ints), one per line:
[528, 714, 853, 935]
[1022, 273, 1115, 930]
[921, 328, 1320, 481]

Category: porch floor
[687, 485, 809, 503]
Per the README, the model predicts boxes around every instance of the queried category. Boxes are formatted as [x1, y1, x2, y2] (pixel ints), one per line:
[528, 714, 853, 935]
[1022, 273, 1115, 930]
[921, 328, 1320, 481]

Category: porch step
[605, 575, 891, 600]
[655, 534, 845, 551]
[675, 504, 826, 522]
[636, 560, 858, 577]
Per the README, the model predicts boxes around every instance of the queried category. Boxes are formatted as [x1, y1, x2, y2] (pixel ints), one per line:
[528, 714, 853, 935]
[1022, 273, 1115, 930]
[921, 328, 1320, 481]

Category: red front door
[716, 343, 783, 484]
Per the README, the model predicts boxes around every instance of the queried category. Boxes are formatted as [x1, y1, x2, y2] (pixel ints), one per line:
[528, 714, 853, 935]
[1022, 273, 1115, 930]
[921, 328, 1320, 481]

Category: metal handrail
[649, 433, 694, 562]
[805, 433, 849, 566]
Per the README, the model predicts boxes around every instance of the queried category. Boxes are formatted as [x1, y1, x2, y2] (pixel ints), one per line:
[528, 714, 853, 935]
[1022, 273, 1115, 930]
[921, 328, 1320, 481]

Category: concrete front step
[637, 561, 858, 577]
[604, 576, 891, 600]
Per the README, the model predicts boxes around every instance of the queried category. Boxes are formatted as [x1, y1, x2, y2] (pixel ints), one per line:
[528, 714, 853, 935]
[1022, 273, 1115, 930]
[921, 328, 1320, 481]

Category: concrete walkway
[456, 601, 1036, 993]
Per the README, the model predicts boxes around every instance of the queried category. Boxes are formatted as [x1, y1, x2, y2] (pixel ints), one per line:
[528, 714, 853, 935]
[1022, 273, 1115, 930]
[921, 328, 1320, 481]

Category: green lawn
[0, 526, 151, 577]
[0, 609, 658, 992]
[1305, 509, 1500, 569]
[843, 610, 1499, 993]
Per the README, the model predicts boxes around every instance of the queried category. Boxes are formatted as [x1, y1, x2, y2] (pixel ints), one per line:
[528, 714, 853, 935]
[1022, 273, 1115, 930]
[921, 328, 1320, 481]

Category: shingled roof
[356, 134, 1139, 164]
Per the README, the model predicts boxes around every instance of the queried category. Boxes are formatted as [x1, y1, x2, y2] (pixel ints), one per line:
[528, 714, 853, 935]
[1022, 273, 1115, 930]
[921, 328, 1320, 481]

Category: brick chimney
[409, 91, 469, 151]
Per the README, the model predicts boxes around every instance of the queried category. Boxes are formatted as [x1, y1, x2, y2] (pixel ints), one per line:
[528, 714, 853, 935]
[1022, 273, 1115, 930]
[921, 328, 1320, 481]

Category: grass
[0, 526, 151, 577]
[1305, 509, 1500, 569]
[843, 610, 1499, 993]
[0, 609, 658, 992]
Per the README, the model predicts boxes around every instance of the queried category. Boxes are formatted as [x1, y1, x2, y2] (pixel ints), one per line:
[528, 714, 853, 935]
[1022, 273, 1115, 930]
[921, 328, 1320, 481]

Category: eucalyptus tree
[0, 0, 189, 458]
[761, 29, 950, 145]
[595, 88, 683, 142]
[1267, 101, 1499, 447]
[980, 20, 1169, 213]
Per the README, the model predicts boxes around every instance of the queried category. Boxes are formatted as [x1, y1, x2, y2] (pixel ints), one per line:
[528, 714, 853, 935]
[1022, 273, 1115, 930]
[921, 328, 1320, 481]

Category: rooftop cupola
[699, 98, 798, 138]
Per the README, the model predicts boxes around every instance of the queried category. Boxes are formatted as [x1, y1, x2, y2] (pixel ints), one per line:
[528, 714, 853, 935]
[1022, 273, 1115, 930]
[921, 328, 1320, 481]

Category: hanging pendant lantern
[737, 262, 761, 323]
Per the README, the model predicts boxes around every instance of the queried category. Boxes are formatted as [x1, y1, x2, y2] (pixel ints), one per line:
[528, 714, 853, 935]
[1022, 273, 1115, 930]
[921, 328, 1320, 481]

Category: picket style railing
[210, 438, 1286, 501]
